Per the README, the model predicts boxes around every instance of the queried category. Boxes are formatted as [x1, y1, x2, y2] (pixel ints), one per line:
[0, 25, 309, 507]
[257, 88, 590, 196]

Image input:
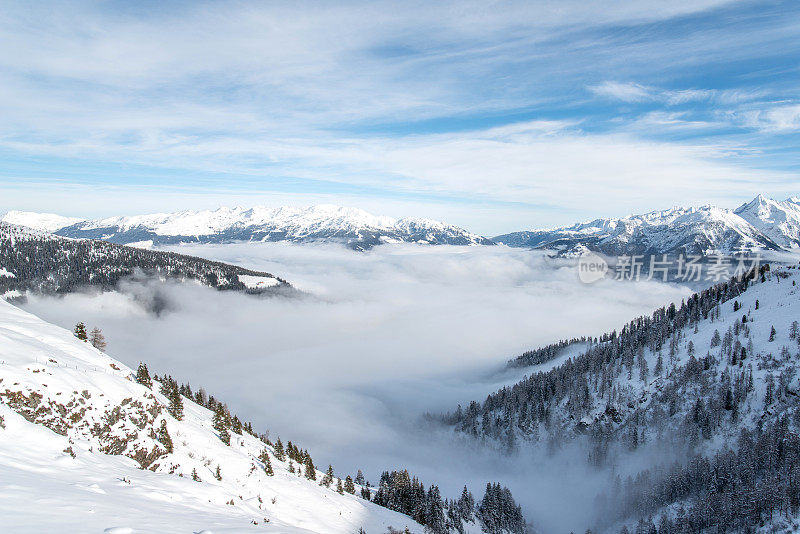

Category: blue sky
[0, 0, 798, 234]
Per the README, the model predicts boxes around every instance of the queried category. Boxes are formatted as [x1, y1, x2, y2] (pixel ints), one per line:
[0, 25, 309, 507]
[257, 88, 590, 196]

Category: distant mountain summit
[494, 194, 800, 256]
[2, 205, 493, 250]
[733, 194, 800, 249]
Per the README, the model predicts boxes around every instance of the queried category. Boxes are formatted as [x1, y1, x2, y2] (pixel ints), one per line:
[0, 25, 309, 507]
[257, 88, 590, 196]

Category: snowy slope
[0, 299, 423, 533]
[1, 205, 493, 250]
[445, 264, 800, 531]
[494, 194, 797, 256]
[1, 210, 83, 233]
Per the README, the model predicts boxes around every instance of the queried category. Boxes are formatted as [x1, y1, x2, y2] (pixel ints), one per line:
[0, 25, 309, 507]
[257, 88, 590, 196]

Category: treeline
[597, 414, 800, 534]
[133, 362, 528, 533]
[510, 336, 591, 368]
[373, 470, 525, 534]
[0, 223, 292, 297]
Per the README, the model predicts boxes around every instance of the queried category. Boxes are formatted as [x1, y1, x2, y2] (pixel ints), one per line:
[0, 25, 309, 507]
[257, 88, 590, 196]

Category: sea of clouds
[21, 242, 692, 532]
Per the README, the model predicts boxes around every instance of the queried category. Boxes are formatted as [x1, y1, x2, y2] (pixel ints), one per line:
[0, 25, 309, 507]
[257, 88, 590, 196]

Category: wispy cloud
[589, 81, 653, 102]
[0, 0, 798, 230]
[735, 103, 800, 132]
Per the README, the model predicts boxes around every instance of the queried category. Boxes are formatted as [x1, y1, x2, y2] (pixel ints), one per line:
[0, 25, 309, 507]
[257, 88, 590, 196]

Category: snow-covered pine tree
[73, 322, 87, 341]
[212, 405, 231, 445]
[167, 385, 184, 420]
[304, 455, 317, 481]
[135, 362, 153, 389]
[273, 438, 286, 461]
[321, 464, 334, 487]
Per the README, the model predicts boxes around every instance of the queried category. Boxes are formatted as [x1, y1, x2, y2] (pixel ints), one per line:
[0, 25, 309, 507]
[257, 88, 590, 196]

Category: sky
[0, 0, 799, 234]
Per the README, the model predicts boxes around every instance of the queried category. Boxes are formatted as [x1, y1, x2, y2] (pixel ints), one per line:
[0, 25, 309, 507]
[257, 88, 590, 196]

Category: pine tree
[89, 327, 107, 351]
[769, 325, 776, 342]
[212, 405, 231, 445]
[258, 449, 274, 476]
[288, 461, 295, 474]
[344, 475, 355, 494]
[191, 468, 200, 482]
[424, 484, 446, 534]
[321, 464, 334, 487]
[304, 455, 316, 481]
[336, 478, 344, 494]
[355, 469, 365, 486]
[273, 438, 286, 461]
[214, 465, 222, 481]
[73, 322, 87, 341]
[231, 415, 243, 435]
[710, 330, 721, 347]
[135, 362, 152, 389]
[458, 485, 475, 522]
[156, 419, 173, 453]
[654, 354, 663, 377]
[167, 386, 184, 421]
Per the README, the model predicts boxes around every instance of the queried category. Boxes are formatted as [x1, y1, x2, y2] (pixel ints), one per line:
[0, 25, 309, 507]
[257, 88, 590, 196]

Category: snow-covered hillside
[494, 194, 799, 256]
[1, 205, 493, 250]
[444, 263, 800, 532]
[0, 298, 424, 533]
[0, 222, 294, 299]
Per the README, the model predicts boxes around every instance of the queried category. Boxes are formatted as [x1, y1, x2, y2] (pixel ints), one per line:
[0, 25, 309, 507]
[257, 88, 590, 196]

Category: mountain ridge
[0, 222, 295, 303]
[5, 195, 799, 255]
[494, 194, 800, 256]
[2, 205, 493, 250]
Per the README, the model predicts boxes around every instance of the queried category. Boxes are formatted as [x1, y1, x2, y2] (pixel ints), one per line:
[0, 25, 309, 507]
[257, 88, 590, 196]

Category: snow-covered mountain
[444, 263, 800, 532]
[0, 222, 294, 301]
[733, 194, 800, 249]
[2, 205, 494, 250]
[0, 297, 425, 533]
[494, 195, 800, 256]
[0, 292, 525, 533]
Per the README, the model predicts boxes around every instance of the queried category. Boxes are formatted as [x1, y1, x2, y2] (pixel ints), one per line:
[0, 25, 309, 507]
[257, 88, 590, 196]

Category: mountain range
[1, 205, 493, 251]
[494, 194, 800, 256]
[3, 195, 799, 256]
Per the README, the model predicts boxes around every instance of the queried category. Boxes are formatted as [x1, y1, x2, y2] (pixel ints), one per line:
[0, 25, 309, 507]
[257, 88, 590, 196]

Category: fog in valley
[20, 243, 692, 532]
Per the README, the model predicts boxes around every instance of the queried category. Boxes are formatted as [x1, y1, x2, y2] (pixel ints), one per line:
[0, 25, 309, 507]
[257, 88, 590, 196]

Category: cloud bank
[19, 242, 691, 531]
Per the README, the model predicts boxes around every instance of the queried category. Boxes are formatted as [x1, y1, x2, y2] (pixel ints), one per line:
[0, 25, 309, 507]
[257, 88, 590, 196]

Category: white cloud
[1, 119, 796, 234]
[0, 1, 797, 233]
[738, 103, 800, 132]
[589, 81, 653, 102]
